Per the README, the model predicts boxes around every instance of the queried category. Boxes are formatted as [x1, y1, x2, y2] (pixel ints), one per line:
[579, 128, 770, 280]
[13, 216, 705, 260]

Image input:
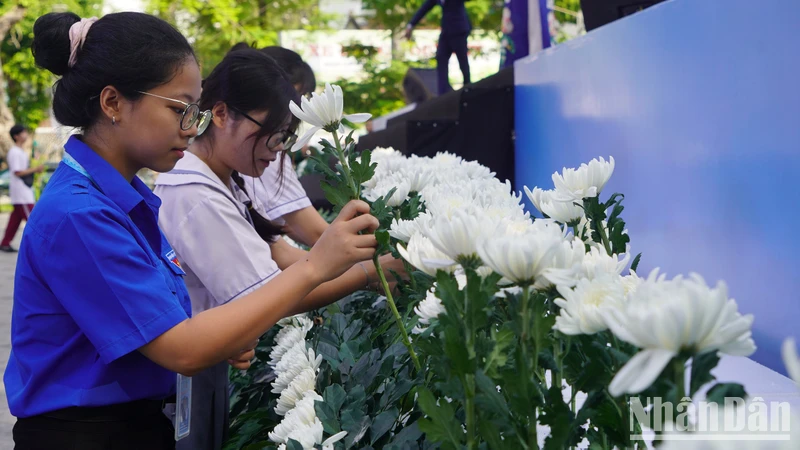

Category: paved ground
[0, 211, 25, 449]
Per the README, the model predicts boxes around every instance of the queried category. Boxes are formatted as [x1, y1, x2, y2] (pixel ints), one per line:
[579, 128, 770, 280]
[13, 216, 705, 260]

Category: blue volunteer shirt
[4, 136, 192, 418]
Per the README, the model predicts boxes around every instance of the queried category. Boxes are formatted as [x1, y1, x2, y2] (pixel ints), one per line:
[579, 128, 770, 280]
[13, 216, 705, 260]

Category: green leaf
[415, 388, 463, 446]
[324, 384, 348, 414]
[630, 253, 642, 272]
[353, 349, 382, 389]
[316, 401, 341, 435]
[540, 383, 573, 450]
[370, 407, 400, 444]
[706, 382, 747, 405]
[390, 420, 423, 444]
[474, 369, 510, 417]
[484, 325, 514, 377]
[321, 180, 352, 210]
[286, 439, 304, 450]
[346, 384, 367, 406]
[341, 410, 371, 448]
[690, 352, 720, 396]
[478, 419, 506, 450]
[375, 230, 392, 252]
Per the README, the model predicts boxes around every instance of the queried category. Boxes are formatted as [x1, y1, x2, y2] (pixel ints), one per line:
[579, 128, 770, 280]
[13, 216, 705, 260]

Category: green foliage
[1, 1, 103, 128]
[335, 44, 418, 121]
[361, 0, 502, 33]
[146, 0, 332, 77]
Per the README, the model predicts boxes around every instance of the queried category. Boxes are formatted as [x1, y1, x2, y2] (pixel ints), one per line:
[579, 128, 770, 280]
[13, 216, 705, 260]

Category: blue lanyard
[63, 153, 103, 193]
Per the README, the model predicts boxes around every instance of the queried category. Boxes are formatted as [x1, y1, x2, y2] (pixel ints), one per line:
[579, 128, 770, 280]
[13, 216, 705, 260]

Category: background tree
[147, 0, 333, 76]
[0, 0, 102, 155]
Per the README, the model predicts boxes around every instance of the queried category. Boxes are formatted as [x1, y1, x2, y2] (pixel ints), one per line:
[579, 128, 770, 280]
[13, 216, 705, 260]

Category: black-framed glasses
[228, 105, 298, 150]
[137, 91, 212, 135]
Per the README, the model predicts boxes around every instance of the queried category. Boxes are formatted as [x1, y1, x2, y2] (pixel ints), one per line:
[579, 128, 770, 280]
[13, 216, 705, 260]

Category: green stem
[553, 341, 563, 392]
[520, 285, 540, 449]
[373, 254, 421, 372]
[595, 219, 613, 256]
[331, 129, 358, 199]
[465, 374, 477, 450]
[675, 358, 686, 401]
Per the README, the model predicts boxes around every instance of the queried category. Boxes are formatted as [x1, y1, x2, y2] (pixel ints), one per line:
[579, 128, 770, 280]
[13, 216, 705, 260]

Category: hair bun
[32, 12, 81, 76]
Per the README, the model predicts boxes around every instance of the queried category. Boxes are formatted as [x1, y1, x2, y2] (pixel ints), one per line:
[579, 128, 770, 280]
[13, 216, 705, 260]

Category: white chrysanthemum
[547, 247, 632, 288]
[604, 270, 756, 396]
[524, 186, 585, 224]
[363, 176, 411, 207]
[276, 314, 314, 330]
[554, 275, 626, 335]
[275, 368, 318, 416]
[427, 209, 498, 262]
[289, 83, 371, 151]
[272, 346, 323, 394]
[389, 212, 434, 243]
[370, 146, 402, 162]
[551, 156, 615, 201]
[477, 219, 583, 287]
[397, 233, 456, 276]
[620, 270, 641, 296]
[782, 338, 800, 387]
[398, 166, 436, 192]
[269, 391, 324, 446]
[431, 151, 463, 166]
[269, 324, 312, 367]
[457, 160, 495, 180]
[412, 288, 446, 334]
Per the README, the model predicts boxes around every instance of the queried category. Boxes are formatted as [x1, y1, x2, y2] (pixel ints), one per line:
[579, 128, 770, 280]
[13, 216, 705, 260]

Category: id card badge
[175, 374, 192, 441]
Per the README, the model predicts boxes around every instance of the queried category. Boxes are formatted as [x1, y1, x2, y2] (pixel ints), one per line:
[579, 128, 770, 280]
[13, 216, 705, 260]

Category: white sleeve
[169, 194, 281, 304]
[253, 156, 312, 222]
[7, 149, 26, 174]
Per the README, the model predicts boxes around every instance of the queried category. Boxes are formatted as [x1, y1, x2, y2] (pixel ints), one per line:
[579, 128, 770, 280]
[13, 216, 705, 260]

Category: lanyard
[63, 152, 103, 194]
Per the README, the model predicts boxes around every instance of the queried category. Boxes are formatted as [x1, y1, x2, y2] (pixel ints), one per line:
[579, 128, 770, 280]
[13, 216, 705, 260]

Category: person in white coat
[155, 48, 405, 450]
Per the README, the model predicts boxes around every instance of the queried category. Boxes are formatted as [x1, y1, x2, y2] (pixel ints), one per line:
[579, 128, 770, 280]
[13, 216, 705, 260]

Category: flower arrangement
[225, 84, 793, 450]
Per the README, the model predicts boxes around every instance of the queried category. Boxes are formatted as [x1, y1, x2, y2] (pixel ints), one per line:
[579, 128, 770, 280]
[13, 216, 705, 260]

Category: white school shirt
[7, 145, 35, 205]
[241, 156, 311, 226]
[154, 152, 281, 316]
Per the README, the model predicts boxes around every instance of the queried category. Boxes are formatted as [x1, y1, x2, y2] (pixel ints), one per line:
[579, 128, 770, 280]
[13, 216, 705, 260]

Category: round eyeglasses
[228, 105, 298, 150]
[137, 91, 212, 136]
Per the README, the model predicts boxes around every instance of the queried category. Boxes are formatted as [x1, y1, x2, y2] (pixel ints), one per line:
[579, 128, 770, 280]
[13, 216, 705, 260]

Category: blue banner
[500, 0, 550, 68]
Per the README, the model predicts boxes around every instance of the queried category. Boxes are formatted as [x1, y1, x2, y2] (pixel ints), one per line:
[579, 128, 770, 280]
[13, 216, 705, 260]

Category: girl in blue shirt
[5, 12, 380, 450]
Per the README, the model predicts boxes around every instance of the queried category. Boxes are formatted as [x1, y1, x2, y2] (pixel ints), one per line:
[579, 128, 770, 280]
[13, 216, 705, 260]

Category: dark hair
[259, 46, 317, 96]
[200, 48, 301, 243]
[32, 12, 196, 130]
[10, 124, 27, 141]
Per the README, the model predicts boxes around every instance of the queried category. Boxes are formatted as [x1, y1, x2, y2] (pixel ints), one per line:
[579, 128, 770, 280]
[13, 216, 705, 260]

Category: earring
[112, 116, 116, 125]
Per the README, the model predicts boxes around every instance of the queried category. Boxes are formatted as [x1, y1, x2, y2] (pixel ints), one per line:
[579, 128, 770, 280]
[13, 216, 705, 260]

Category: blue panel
[514, 0, 800, 375]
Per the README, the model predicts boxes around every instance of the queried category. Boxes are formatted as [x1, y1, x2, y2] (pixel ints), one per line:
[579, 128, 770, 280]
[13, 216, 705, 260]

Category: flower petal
[609, 348, 677, 396]
[344, 113, 372, 123]
[782, 338, 800, 387]
[333, 84, 344, 121]
[289, 99, 318, 126]
[291, 126, 321, 152]
[322, 431, 348, 447]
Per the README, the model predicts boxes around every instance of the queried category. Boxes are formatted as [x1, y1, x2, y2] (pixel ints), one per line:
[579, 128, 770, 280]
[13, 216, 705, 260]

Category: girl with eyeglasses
[6, 12, 381, 450]
[154, 47, 407, 450]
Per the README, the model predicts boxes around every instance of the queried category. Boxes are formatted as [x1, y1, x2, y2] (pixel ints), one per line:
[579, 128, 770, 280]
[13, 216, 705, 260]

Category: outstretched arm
[408, 0, 437, 29]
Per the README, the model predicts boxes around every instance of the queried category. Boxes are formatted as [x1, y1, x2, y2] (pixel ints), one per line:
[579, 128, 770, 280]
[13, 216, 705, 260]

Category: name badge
[175, 374, 192, 441]
[163, 249, 186, 276]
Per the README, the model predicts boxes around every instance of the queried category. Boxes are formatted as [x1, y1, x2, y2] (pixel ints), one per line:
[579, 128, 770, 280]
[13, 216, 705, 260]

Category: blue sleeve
[45, 205, 189, 364]
[409, 0, 437, 28]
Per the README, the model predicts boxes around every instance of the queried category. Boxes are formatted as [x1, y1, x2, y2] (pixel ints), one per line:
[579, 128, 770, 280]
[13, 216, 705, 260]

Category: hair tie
[68, 17, 98, 68]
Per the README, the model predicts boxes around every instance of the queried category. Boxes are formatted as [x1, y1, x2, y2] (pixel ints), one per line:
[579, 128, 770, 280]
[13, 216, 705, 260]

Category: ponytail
[231, 171, 284, 243]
